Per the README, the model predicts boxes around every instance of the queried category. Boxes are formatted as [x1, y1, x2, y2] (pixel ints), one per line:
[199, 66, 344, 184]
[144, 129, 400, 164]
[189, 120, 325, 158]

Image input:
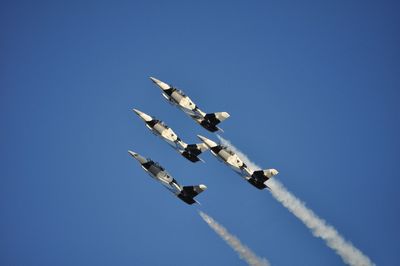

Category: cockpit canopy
[158, 120, 169, 129]
[153, 161, 165, 170]
[175, 88, 186, 97]
[146, 160, 165, 171]
[148, 119, 169, 129]
[221, 145, 235, 155]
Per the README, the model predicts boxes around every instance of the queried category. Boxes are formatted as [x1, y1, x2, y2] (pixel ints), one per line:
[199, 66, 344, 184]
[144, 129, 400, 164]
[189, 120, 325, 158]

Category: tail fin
[200, 112, 230, 132]
[248, 169, 279, 190]
[180, 143, 209, 163]
[177, 185, 207, 205]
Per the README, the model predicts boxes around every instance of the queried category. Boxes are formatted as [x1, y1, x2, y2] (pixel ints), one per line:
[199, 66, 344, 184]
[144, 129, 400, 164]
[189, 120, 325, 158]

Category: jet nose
[149, 76, 160, 84]
[128, 150, 148, 164]
[197, 135, 218, 148]
[128, 150, 138, 157]
[132, 108, 153, 122]
[132, 108, 141, 116]
[149, 76, 171, 90]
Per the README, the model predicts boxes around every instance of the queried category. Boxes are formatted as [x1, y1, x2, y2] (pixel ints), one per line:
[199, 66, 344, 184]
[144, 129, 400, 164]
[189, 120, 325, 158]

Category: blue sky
[1, 1, 399, 265]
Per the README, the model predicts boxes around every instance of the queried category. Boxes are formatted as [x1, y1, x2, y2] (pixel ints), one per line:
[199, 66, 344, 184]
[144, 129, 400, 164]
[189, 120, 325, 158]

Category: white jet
[132, 108, 208, 162]
[128, 151, 207, 204]
[197, 135, 279, 189]
[150, 77, 230, 132]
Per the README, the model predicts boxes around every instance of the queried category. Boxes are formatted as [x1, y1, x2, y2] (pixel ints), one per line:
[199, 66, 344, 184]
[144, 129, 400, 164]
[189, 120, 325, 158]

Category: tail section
[177, 185, 207, 205]
[248, 169, 279, 190]
[200, 112, 230, 132]
[210, 112, 230, 123]
[180, 143, 209, 163]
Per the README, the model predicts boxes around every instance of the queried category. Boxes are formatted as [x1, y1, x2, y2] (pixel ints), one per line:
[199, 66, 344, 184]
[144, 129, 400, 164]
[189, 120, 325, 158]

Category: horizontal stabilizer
[149, 77, 171, 91]
[177, 185, 207, 205]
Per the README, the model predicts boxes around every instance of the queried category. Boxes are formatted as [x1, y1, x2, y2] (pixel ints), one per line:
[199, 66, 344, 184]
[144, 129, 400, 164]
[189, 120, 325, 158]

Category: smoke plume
[199, 211, 270, 266]
[217, 136, 374, 266]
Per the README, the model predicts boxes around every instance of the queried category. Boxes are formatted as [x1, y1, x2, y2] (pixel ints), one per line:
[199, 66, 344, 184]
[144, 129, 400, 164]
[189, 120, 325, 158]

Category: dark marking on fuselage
[142, 161, 154, 170]
[163, 88, 175, 96]
[211, 146, 223, 154]
[146, 119, 159, 128]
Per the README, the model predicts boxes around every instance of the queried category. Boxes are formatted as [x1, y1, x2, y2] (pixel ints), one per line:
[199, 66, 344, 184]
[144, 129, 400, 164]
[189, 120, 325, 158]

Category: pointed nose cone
[271, 169, 279, 176]
[197, 135, 218, 148]
[149, 76, 160, 84]
[149, 76, 171, 91]
[132, 109, 153, 122]
[128, 150, 148, 164]
[128, 150, 137, 157]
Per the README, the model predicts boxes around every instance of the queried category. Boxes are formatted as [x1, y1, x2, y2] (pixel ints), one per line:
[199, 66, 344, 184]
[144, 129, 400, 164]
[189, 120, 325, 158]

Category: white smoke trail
[199, 211, 270, 266]
[217, 136, 374, 266]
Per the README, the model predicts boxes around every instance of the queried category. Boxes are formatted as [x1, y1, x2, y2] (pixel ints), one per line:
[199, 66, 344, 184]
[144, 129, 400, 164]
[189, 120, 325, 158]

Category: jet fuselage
[198, 135, 279, 189]
[141, 159, 182, 195]
[132, 109, 207, 162]
[150, 77, 230, 132]
[128, 151, 207, 204]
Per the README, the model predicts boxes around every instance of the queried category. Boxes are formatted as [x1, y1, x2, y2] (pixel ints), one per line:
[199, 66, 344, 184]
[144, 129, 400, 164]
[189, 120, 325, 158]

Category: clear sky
[1, 1, 399, 265]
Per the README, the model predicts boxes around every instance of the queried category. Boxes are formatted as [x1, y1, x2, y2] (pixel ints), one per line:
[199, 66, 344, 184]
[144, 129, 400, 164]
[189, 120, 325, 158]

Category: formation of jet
[128, 151, 207, 204]
[198, 135, 278, 190]
[133, 109, 208, 163]
[150, 77, 230, 132]
[128, 76, 279, 204]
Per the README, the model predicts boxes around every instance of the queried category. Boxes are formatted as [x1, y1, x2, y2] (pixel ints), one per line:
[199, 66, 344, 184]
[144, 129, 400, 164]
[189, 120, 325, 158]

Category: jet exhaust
[217, 136, 374, 266]
[199, 211, 270, 266]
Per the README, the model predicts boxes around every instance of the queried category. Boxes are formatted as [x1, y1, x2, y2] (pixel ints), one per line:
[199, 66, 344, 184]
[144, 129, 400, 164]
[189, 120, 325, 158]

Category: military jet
[197, 135, 279, 189]
[149, 77, 230, 132]
[132, 109, 208, 163]
[128, 151, 207, 204]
